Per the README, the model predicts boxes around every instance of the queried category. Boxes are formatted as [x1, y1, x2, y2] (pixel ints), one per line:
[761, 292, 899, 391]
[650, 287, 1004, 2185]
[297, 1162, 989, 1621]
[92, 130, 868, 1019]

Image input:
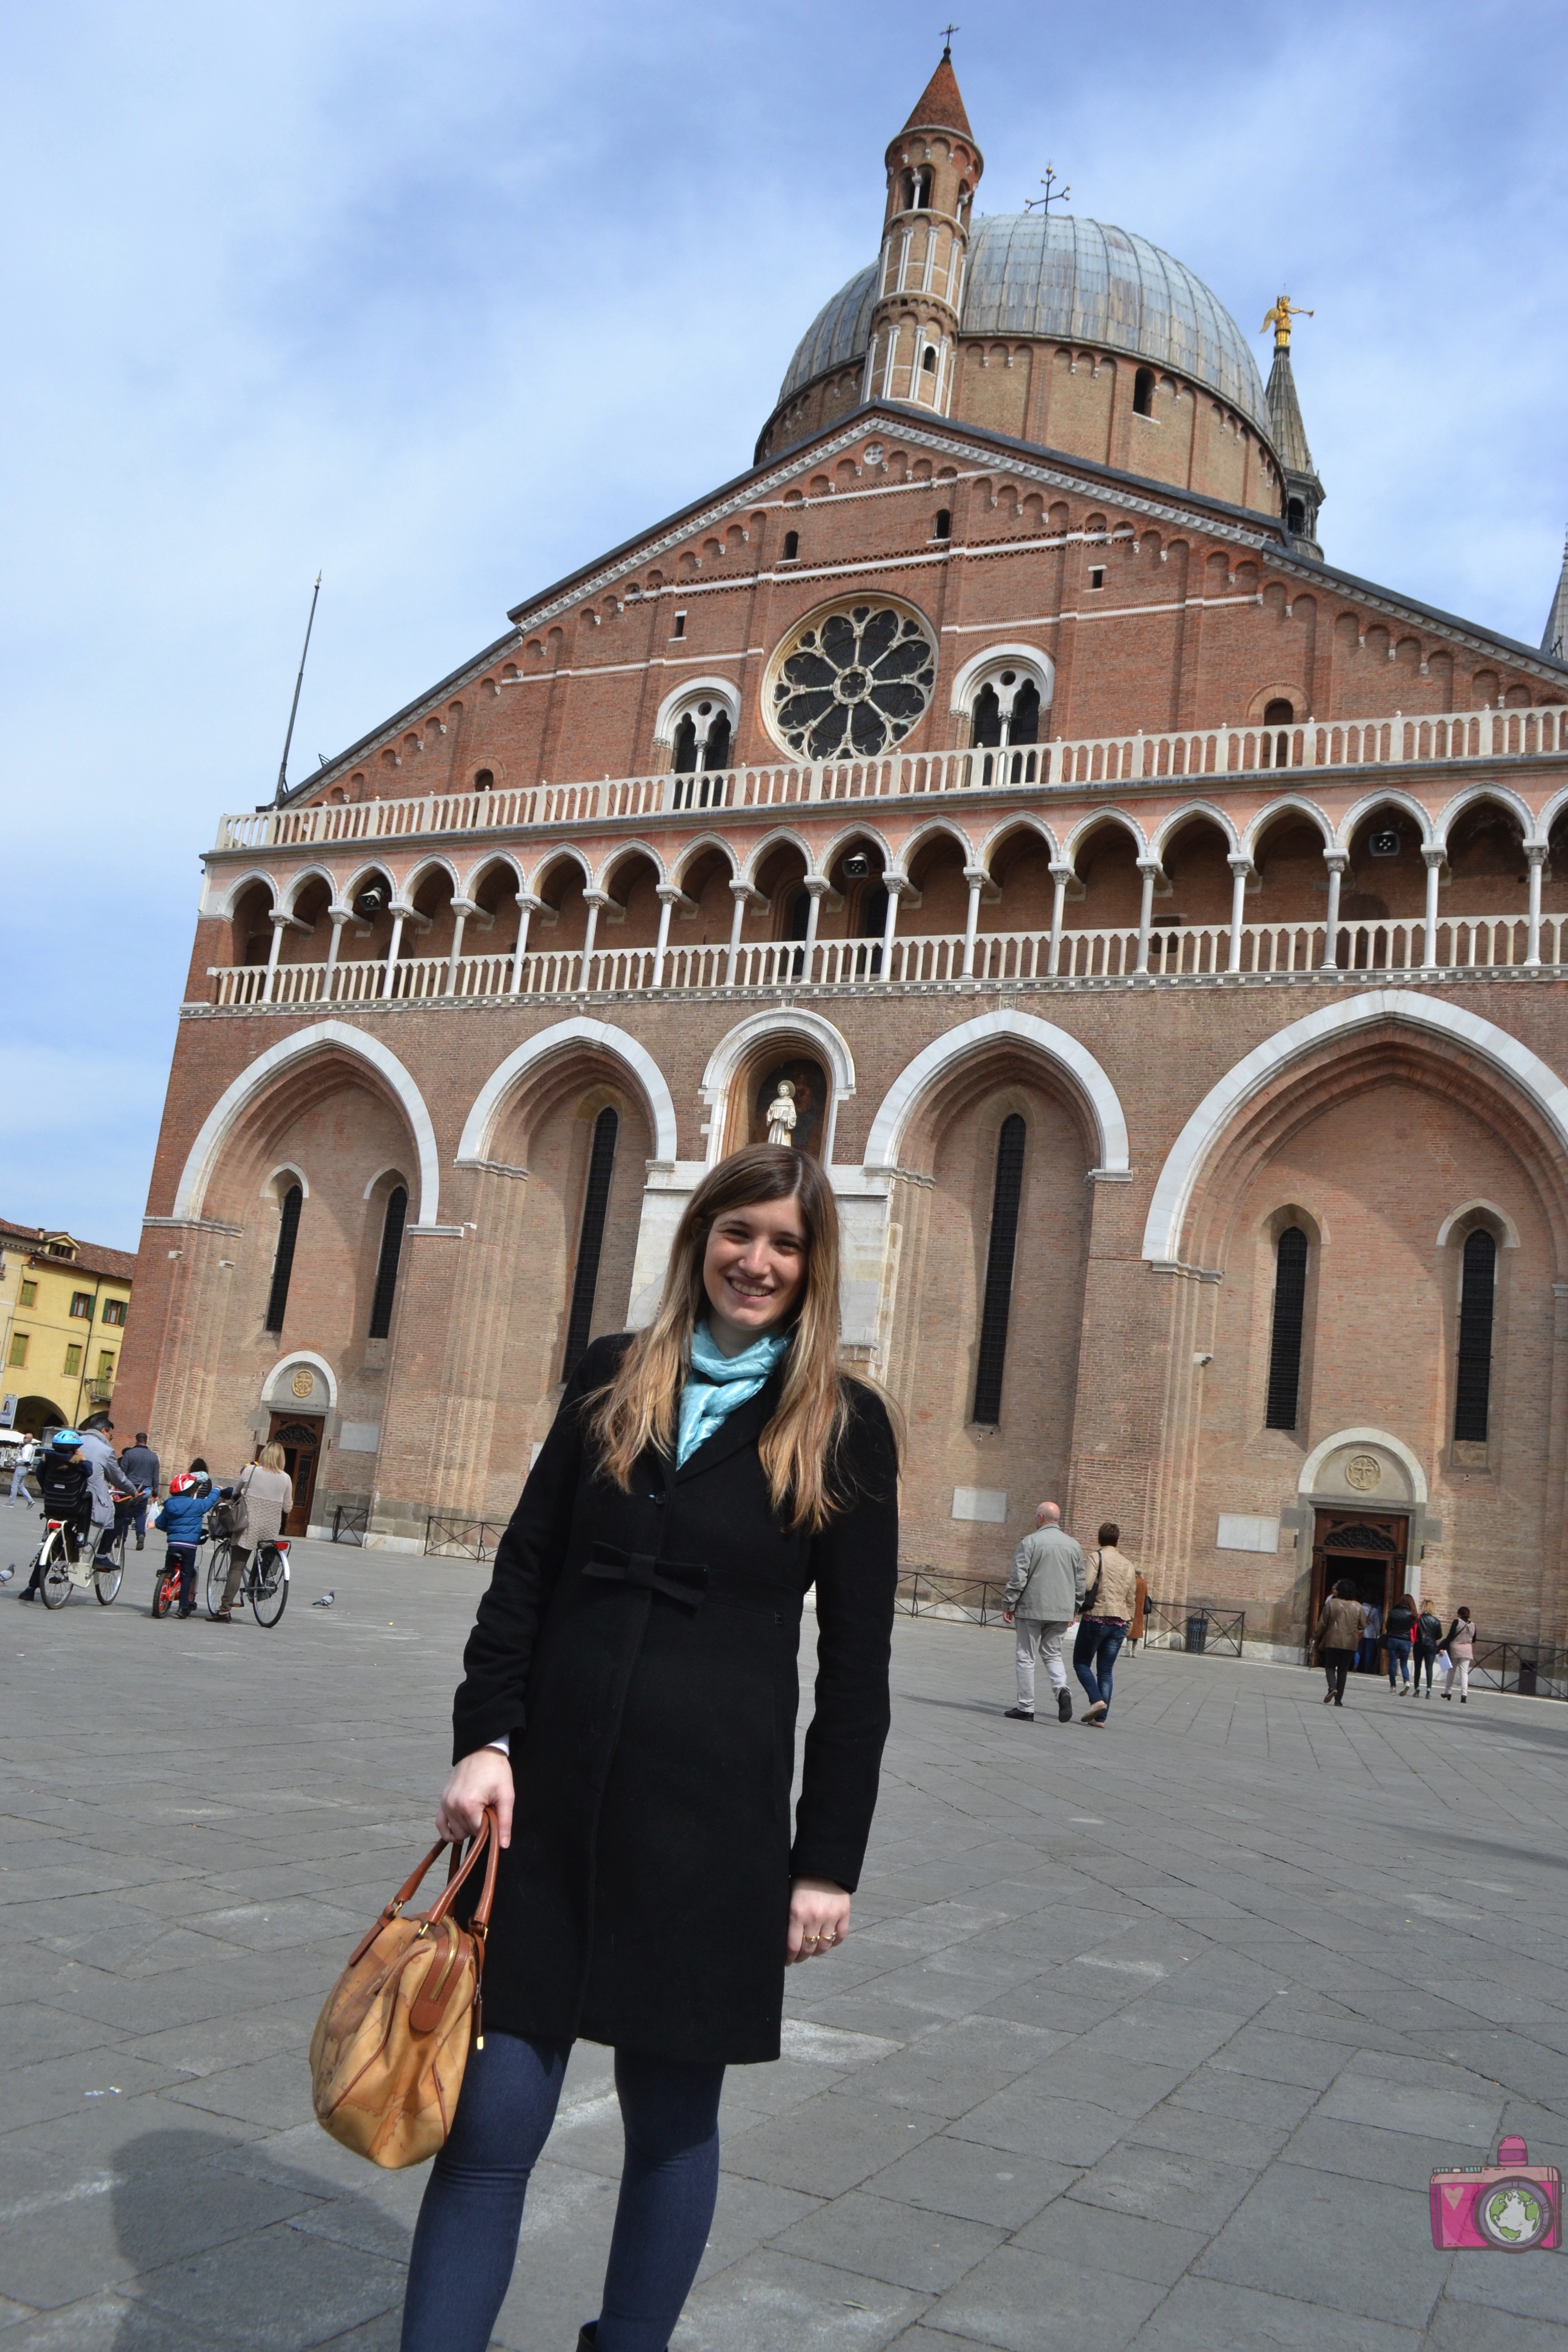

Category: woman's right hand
[436, 1748, 514, 1849]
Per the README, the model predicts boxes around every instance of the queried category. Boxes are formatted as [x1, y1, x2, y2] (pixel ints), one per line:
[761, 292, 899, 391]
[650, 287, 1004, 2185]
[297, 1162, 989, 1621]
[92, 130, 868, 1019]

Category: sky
[5, 0, 1568, 1250]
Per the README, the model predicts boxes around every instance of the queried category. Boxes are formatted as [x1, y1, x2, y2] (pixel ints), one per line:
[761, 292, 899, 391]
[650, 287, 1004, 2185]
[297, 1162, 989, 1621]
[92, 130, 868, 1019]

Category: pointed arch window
[1264, 1225, 1309, 1430]
[264, 1185, 303, 1335]
[1454, 1228, 1497, 1442]
[1133, 367, 1156, 418]
[368, 1186, 408, 1339]
[562, 1108, 619, 1382]
[972, 1115, 1026, 1426]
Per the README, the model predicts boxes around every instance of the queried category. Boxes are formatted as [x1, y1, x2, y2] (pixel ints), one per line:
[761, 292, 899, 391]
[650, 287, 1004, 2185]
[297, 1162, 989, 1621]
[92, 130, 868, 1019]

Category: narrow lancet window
[1264, 1225, 1308, 1429]
[368, 1186, 407, 1339]
[562, 1109, 619, 1382]
[264, 1184, 303, 1335]
[1454, 1228, 1497, 1442]
[972, 1115, 1026, 1425]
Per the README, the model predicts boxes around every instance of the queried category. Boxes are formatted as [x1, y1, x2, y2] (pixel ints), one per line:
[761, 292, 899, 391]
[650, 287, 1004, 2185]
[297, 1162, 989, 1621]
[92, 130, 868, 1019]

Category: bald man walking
[1001, 1501, 1086, 1723]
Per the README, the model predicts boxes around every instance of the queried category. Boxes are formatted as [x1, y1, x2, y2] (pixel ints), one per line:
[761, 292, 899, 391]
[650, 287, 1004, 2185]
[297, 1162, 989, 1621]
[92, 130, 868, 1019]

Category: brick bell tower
[862, 44, 982, 417]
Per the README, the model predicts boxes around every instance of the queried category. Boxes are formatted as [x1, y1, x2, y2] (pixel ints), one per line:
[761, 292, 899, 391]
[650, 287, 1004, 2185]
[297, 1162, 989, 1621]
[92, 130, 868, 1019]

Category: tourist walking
[1384, 1592, 1417, 1692]
[118, 1432, 160, 1550]
[1126, 1567, 1149, 1654]
[8, 1435, 37, 1503]
[1314, 1579, 1366, 1705]
[1000, 1501, 1085, 1723]
[214, 1443, 293, 1620]
[1442, 1606, 1477, 1702]
[1413, 1602, 1443, 1695]
[1356, 1597, 1384, 1674]
[1072, 1524, 1139, 1725]
[400, 1145, 899, 2352]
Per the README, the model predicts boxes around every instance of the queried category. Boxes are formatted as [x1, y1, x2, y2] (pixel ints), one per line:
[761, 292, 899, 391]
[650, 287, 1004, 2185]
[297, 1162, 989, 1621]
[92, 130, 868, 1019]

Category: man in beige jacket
[1001, 1501, 1085, 1723]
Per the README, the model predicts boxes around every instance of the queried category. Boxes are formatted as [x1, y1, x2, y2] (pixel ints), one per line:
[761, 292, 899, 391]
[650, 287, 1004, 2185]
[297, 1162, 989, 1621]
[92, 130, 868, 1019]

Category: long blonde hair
[589, 1144, 855, 1530]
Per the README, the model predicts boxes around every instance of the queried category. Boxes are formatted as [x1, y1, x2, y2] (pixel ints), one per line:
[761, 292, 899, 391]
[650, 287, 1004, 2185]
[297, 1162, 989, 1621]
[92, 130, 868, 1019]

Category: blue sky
[5, 0, 1567, 1248]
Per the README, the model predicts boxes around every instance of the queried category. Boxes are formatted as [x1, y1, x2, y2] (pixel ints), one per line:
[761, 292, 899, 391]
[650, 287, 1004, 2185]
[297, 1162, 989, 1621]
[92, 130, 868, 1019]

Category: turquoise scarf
[674, 1321, 788, 1468]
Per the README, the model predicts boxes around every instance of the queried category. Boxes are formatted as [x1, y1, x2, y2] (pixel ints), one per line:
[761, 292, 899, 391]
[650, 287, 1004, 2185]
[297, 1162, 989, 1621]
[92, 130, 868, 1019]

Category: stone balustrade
[205, 909, 1568, 1008]
[212, 703, 1568, 854]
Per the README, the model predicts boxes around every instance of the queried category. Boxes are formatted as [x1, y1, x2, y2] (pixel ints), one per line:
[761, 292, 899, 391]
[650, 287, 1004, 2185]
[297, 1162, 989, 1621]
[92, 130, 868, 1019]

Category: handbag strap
[430, 1809, 500, 1935]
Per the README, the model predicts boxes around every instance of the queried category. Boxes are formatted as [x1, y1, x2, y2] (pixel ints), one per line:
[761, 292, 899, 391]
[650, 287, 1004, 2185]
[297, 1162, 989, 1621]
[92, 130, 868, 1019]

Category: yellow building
[0, 1221, 136, 1435]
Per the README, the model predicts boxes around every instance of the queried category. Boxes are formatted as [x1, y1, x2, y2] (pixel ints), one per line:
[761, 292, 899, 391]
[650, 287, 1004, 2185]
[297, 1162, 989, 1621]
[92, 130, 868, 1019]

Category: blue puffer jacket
[155, 1490, 211, 1547]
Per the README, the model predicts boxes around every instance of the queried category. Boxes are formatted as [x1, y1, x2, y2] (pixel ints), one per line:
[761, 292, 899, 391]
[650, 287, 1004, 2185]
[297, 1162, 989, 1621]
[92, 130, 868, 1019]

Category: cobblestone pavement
[2, 1524, 1566, 2349]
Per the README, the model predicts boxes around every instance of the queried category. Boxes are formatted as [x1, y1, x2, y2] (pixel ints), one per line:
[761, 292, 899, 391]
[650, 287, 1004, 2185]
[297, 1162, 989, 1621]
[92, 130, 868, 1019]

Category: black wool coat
[450, 1333, 899, 2066]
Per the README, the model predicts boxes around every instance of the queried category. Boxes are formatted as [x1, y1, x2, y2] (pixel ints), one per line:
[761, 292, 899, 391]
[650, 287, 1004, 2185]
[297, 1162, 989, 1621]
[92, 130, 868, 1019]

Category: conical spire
[901, 48, 973, 139]
[1263, 333, 1325, 557]
[1542, 528, 1568, 662]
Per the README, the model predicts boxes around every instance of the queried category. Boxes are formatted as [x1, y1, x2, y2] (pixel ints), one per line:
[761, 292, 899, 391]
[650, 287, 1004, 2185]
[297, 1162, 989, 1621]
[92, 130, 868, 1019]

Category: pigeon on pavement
[0, 1567, 13, 1583]
[312, 1592, 335, 1608]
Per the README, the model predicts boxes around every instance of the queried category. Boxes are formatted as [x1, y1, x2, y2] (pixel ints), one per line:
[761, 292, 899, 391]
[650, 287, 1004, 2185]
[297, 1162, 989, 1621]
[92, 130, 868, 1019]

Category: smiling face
[701, 1194, 808, 1356]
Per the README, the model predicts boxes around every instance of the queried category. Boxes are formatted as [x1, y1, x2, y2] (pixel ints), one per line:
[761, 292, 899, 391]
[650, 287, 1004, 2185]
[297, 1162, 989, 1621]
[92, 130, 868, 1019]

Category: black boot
[577, 2329, 598, 2350]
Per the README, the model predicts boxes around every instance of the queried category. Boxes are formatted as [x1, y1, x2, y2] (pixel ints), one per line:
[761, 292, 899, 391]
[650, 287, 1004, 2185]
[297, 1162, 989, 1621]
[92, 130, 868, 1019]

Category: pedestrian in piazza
[8, 1435, 37, 1503]
[214, 1441, 293, 1621]
[1314, 1579, 1367, 1705]
[1072, 1523, 1140, 1725]
[1000, 1499, 1084, 1723]
[118, 1431, 161, 1550]
[1383, 1590, 1417, 1693]
[1441, 1605, 1477, 1702]
[401, 1144, 900, 2352]
[1412, 1600, 1444, 1696]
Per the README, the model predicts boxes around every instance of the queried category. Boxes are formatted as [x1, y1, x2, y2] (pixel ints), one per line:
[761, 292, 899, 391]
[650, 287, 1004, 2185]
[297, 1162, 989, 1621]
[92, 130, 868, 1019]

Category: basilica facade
[118, 52, 1568, 1658]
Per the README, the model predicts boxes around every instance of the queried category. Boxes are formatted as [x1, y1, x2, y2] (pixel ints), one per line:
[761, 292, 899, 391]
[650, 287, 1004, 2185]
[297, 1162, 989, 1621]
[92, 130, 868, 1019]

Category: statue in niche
[765, 1079, 798, 1147]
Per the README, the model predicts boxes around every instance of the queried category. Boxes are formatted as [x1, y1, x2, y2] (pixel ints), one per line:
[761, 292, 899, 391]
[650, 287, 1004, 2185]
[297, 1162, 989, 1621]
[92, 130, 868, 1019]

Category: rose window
[770, 603, 937, 760]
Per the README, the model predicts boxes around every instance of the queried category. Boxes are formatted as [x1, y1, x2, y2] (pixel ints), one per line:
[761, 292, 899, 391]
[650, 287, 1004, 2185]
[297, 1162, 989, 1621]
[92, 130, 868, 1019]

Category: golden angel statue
[1261, 295, 1313, 351]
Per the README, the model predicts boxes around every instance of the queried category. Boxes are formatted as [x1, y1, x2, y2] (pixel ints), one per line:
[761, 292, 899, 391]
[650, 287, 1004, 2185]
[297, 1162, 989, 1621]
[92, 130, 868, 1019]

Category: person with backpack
[20, 1431, 92, 1600]
[1412, 1602, 1443, 1695]
[1441, 1606, 1477, 1702]
[1384, 1592, 1417, 1692]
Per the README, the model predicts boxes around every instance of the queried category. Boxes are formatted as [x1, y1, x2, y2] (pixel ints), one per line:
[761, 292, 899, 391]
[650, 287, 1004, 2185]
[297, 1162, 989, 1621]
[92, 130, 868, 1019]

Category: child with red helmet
[155, 1473, 212, 1619]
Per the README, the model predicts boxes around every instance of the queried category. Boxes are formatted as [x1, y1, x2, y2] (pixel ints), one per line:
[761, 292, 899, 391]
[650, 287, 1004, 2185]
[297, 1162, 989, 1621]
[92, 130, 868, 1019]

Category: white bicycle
[33, 1514, 124, 1609]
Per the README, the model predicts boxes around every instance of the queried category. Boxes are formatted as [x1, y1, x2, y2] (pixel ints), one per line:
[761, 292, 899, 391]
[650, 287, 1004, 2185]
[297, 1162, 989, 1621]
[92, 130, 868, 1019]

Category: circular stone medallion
[290, 1367, 316, 1400]
[1344, 1453, 1383, 1492]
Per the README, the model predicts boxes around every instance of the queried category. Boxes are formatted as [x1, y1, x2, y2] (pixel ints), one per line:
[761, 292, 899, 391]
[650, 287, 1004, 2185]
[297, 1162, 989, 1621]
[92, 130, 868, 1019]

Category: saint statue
[765, 1079, 798, 1147]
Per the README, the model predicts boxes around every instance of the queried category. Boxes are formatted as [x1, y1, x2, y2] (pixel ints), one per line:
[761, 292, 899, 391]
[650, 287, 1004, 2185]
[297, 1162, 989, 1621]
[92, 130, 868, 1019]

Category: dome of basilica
[778, 210, 1270, 435]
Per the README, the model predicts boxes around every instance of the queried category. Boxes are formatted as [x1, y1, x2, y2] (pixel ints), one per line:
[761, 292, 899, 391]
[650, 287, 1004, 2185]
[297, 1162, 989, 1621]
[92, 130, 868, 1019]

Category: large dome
[777, 211, 1270, 434]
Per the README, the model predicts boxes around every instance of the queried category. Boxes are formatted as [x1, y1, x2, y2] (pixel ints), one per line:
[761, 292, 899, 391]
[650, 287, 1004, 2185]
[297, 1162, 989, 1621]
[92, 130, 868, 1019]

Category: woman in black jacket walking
[400, 1146, 899, 2352]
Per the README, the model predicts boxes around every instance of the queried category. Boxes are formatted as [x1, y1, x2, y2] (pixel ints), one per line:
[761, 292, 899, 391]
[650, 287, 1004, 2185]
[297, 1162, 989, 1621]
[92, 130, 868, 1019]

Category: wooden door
[1308, 1510, 1407, 1659]
[267, 1414, 322, 1536]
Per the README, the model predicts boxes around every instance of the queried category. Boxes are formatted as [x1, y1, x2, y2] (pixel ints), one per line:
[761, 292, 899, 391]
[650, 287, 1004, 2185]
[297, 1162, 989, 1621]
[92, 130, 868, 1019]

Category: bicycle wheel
[252, 1552, 288, 1628]
[93, 1556, 122, 1605]
[206, 1543, 232, 1618]
[152, 1566, 178, 1619]
[39, 1535, 72, 1610]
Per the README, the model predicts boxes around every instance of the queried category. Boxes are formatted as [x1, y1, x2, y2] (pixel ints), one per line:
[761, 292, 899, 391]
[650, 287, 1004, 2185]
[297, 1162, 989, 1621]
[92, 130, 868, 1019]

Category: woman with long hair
[400, 1144, 899, 2352]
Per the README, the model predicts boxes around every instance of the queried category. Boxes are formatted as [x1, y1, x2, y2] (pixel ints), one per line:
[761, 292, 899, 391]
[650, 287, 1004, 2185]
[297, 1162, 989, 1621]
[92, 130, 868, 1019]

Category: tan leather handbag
[309, 1810, 499, 2169]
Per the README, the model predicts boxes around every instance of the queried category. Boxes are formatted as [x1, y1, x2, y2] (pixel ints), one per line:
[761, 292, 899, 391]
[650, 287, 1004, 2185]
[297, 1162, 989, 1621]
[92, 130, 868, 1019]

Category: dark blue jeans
[1386, 1636, 1412, 1686]
[1074, 1618, 1126, 1712]
[1413, 1643, 1436, 1692]
[401, 2031, 724, 2352]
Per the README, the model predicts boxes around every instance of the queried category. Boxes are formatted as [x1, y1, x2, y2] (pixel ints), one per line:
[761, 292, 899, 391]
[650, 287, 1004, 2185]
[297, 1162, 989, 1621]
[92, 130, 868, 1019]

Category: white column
[803, 874, 829, 979]
[652, 885, 679, 988]
[1135, 859, 1160, 975]
[579, 891, 606, 993]
[1048, 863, 1072, 976]
[725, 880, 751, 986]
[1526, 842, 1547, 967]
[1422, 847, 1444, 971]
[1320, 853, 1346, 973]
[879, 874, 904, 981]
[262, 911, 287, 1002]
[382, 903, 409, 998]
[962, 865, 986, 977]
[510, 894, 541, 995]
[446, 898, 474, 994]
[1227, 856, 1251, 973]
[324, 905, 349, 995]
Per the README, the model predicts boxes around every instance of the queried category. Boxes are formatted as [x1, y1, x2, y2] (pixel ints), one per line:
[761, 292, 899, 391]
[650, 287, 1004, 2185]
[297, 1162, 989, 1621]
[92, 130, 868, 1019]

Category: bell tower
[863, 44, 982, 418]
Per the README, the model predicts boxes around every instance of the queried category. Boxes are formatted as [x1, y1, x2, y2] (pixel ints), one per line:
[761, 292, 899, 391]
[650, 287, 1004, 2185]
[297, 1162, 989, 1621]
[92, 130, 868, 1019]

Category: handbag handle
[345, 1807, 499, 1967]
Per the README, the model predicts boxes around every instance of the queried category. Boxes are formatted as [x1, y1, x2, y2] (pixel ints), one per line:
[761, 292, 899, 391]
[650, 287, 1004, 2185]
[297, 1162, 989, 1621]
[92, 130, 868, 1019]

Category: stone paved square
[2, 1532, 1565, 2348]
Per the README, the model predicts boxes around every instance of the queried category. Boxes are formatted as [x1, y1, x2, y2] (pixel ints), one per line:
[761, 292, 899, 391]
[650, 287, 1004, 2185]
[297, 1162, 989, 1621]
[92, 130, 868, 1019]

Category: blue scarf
[674, 1322, 788, 1468]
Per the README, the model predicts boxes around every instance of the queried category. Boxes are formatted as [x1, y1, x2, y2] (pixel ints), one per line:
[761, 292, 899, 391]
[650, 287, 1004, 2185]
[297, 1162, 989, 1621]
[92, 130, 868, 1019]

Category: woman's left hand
[787, 1876, 850, 1963]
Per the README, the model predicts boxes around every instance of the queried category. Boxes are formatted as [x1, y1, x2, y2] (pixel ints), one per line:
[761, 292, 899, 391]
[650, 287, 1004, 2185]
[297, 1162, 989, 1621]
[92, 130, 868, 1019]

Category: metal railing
[207, 909, 1568, 1009]
[424, 1513, 504, 1561]
[1144, 1601, 1246, 1657]
[213, 703, 1568, 853]
[1464, 1639, 1568, 1701]
[896, 1572, 1011, 1625]
[330, 1503, 369, 1545]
